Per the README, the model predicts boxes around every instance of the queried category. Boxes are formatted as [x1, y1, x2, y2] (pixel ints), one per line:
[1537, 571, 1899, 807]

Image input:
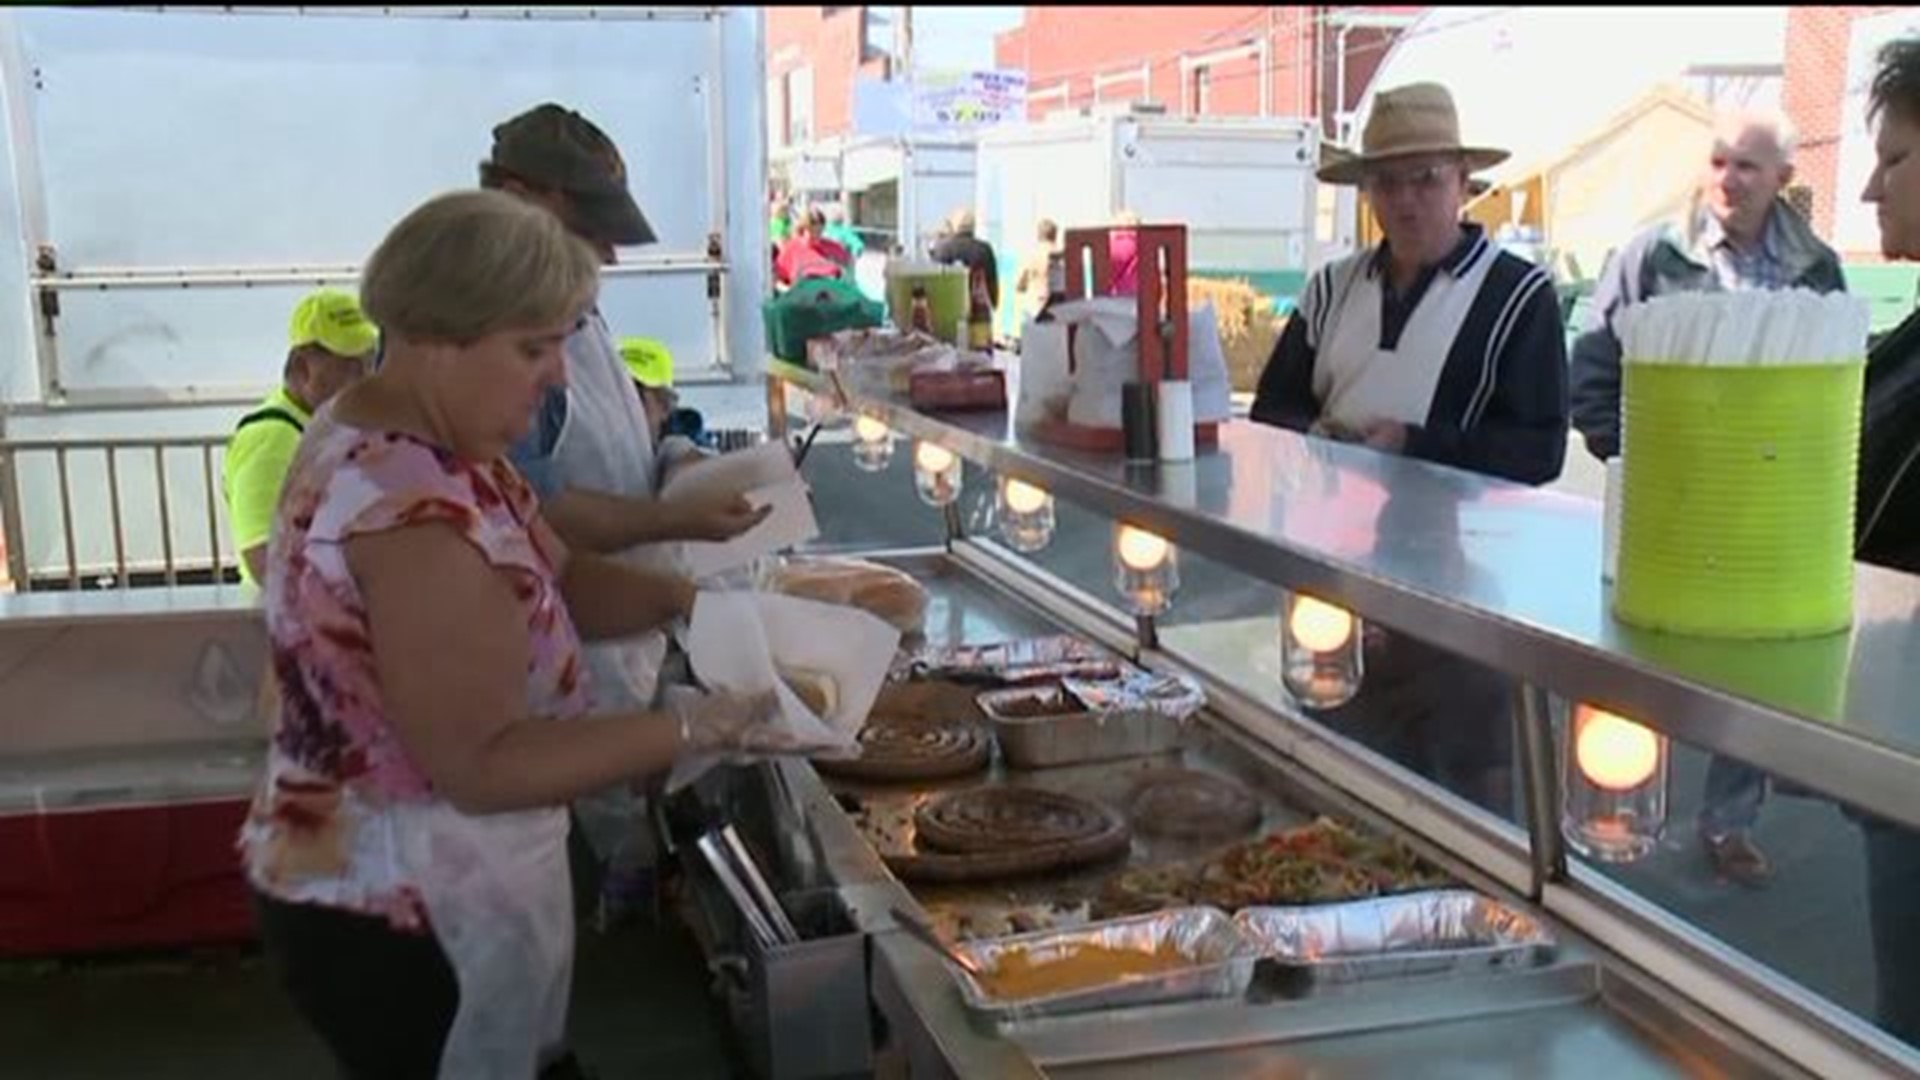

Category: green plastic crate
[763, 278, 886, 364]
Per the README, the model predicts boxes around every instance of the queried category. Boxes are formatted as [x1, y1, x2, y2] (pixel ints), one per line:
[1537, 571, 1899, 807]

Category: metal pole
[0, 447, 25, 591]
[202, 445, 223, 580]
[106, 448, 127, 588]
[154, 447, 176, 587]
[1514, 682, 1568, 900]
[1134, 613, 1159, 654]
[55, 448, 77, 589]
[898, 6, 913, 78]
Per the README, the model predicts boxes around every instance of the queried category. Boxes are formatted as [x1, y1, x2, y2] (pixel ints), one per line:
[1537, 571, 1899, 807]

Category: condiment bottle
[967, 269, 993, 352]
[909, 283, 933, 335]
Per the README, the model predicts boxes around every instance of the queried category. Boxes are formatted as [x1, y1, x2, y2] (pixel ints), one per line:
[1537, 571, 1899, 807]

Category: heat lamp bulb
[1288, 596, 1356, 654]
[1116, 526, 1171, 571]
[1576, 708, 1661, 792]
[915, 442, 956, 473]
[1003, 478, 1049, 514]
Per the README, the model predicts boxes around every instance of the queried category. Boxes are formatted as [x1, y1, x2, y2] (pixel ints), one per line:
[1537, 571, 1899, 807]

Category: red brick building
[766, 6, 1425, 151]
[1781, 5, 1903, 249]
[994, 6, 1423, 137]
[766, 7, 897, 148]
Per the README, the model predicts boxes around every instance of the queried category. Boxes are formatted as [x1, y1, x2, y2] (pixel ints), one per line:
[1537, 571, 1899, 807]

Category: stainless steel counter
[740, 550, 1803, 1080]
[768, 359, 1920, 833]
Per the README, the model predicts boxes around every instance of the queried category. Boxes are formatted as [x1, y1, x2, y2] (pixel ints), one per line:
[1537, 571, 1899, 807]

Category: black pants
[252, 889, 459, 1080]
[1865, 821, 1920, 1047]
[1311, 632, 1516, 819]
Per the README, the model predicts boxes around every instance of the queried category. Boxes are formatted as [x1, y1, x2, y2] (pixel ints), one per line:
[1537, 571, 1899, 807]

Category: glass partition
[766, 365, 1919, 1061]
[1560, 718, 1911, 1052]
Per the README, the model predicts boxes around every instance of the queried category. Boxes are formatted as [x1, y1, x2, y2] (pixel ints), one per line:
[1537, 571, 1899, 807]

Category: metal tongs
[695, 826, 800, 950]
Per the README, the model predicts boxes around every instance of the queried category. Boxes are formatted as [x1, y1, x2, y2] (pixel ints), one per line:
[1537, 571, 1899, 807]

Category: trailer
[0, 5, 770, 589]
[974, 104, 1319, 334]
[839, 132, 977, 259]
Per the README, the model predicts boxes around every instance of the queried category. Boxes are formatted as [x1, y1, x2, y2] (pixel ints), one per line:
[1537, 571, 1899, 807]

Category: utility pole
[896, 5, 914, 81]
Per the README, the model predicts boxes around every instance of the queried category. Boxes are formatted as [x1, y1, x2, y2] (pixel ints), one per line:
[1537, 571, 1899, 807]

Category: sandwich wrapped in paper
[672, 590, 900, 791]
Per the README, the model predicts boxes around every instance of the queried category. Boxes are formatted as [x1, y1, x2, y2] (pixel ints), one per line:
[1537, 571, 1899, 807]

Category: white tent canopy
[1350, 7, 1788, 190]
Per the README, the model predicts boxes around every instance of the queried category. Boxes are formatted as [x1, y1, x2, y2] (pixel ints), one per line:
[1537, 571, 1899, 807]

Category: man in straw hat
[1569, 106, 1845, 891]
[1251, 82, 1570, 816]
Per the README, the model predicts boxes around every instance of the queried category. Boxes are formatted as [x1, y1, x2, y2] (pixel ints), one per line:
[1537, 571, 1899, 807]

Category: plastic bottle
[909, 284, 933, 335]
[967, 269, 993, 352]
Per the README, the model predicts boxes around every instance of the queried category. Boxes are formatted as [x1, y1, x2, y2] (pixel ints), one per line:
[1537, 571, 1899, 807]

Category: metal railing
[0, 424, 772, 592]
[0, 434, 235, 591]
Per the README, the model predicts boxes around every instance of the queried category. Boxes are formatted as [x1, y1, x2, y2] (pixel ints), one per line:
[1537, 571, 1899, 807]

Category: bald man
[1570, 107, 1846, 889]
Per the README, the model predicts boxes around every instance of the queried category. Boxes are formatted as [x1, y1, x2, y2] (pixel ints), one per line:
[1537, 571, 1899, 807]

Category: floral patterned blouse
[239, 412, 588, 929]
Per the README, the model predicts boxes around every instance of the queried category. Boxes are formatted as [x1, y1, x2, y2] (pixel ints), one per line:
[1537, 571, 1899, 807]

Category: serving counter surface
[767, 358, 1920, 834]
[735, 550, 1799, 1079]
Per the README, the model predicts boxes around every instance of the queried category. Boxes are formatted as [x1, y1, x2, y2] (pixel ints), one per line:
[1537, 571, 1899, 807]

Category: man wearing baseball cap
[482, 104, 769, 931]
[222, 288, 375, 585]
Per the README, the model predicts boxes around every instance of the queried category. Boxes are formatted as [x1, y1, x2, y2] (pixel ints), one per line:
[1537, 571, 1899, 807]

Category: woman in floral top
[240, 190, 790, 1079]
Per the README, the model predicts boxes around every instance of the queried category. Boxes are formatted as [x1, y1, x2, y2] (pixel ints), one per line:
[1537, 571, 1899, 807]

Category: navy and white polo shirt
[1252, 223, 1569, 486]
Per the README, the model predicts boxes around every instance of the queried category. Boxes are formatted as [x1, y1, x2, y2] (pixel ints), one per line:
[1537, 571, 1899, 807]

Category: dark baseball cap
[488, 103, 657, 247]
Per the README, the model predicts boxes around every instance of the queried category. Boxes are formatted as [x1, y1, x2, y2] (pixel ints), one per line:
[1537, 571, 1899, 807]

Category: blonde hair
[361, 189, 599, 343]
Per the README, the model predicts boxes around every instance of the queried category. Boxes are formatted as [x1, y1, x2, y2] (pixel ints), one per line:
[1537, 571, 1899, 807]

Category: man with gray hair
[1570, 106, 1846, 889]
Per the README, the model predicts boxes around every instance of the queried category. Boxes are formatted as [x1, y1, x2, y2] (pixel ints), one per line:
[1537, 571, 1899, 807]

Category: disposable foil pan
[950, 906, 1259, 1024]
[978, 684, 1185, 769]
[1233, 890, 1557, 990]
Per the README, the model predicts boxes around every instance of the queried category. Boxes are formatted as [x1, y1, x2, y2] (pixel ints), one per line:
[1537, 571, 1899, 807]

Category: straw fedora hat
[1317, 82, 1509, 186]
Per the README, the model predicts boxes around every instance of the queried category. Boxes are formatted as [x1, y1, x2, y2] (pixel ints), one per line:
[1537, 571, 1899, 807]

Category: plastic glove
[668, 489, 774, 542]
[666, 687, 804, 757]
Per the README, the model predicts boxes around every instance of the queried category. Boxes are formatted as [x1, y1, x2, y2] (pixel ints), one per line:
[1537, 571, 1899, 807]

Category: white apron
[391, 802, 573, 1079]
[1312, 261, 1469, 432]
[549, 310, 675, 862]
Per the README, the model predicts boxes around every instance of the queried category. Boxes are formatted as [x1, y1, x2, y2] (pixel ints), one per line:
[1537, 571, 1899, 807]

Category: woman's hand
[666, 490, 774, 542]
[669, 689, 803, 756]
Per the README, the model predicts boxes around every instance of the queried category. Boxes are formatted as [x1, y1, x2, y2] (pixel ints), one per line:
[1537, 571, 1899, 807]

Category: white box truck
[974, 105, 1319, 335]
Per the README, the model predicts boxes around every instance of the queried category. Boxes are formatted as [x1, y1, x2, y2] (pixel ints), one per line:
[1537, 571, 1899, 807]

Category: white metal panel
[842, 142, 906, 194]
[720, 6, 768, 379]
[0, 5, 756, 402]
[977, 113, 1319, 280]
[1119, 119, 1318, 272]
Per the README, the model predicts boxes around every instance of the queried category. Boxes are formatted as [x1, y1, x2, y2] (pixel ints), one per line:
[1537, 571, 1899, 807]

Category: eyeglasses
[1361, 163, 1460, 196]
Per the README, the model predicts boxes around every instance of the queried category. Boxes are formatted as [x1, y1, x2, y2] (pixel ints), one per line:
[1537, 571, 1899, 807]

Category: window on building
[787, 65, 815, 145]
[1191, 65, 1212, 116]
[767, 75, 788, 151]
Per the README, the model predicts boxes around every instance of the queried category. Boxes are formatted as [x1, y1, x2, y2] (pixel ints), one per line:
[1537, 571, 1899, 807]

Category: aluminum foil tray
[979, 684, 1185, 769]
[1233, 889, 1557, 990]
[950, 905, 1259, 1025]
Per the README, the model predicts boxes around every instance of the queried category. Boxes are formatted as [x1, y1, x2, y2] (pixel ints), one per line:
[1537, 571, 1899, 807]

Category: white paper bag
[660, 443, 820, 580]
[1016, 319, 1073, 426]
[1186, 301, 1234, 423]
[672, 591, 900, 791]
[1052, 297, 1141, 428]
[1047, 297, 1234, 427]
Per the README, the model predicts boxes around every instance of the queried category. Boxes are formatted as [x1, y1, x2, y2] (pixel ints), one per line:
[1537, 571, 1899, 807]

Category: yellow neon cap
[619, 336, 674, 388]
[288, 290, 379, 359]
